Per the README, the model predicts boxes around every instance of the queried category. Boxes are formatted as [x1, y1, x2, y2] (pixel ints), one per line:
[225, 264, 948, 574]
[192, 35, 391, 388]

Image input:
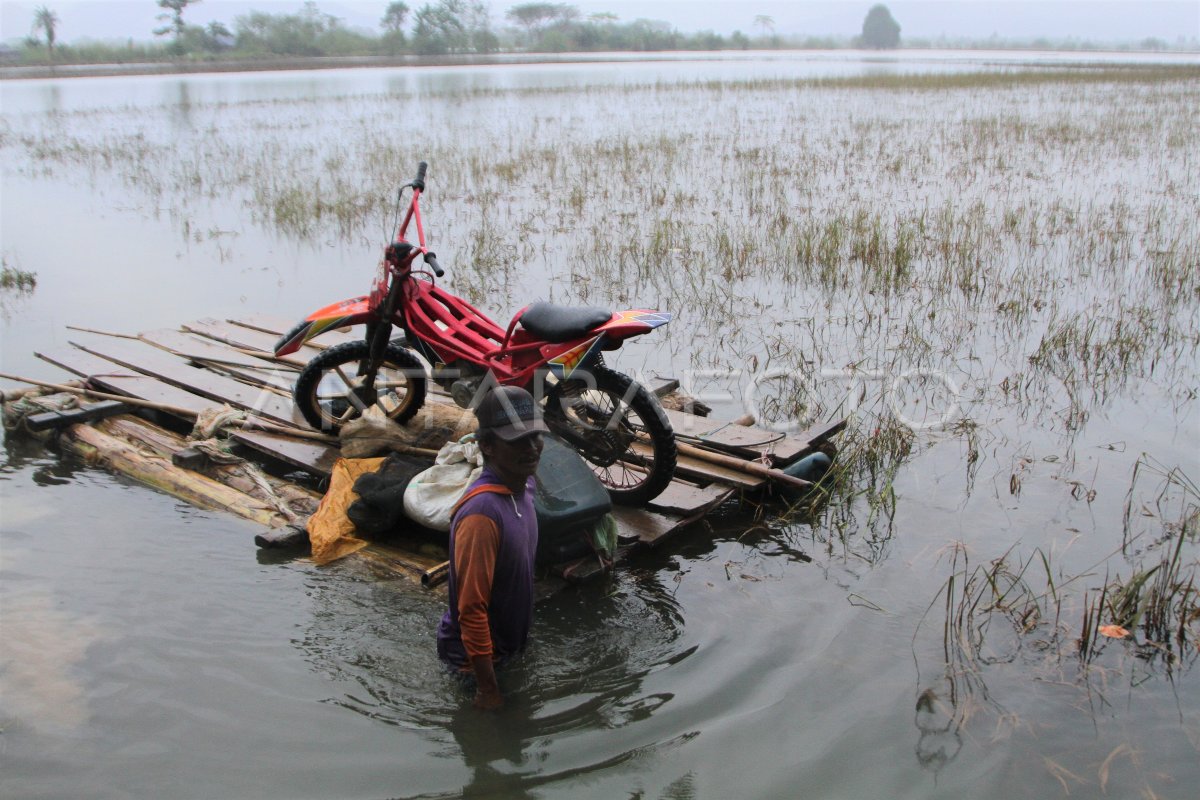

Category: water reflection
[0, 590, 99, 735]
[168, 80, 193, 130]
[434, 693, 697, 800]
[2, 437, 88, 486]
[445, 695, 539, 800]
[42, 82, 62, 114]
[913, 685, 964, 773]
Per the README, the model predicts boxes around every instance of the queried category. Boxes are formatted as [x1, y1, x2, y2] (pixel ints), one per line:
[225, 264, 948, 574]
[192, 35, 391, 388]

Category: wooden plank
[198, 363, 294, 395]
[790, 418, 847, 451]
[673, 453, 762, 488]
[37, 346, 138, 380]
[648, 482, 735, 515]
[226, 312, 302, 336]
[647, 376, 680, 397]
[25, 400, 129, 432]
[36, 348, 215, 418]
[231, 428, 341, 477]
[183, 317, 287, 352]
[610, 505, 693, 547]
[181, 319, 304, 368]
[663, 408, 803, 462]
[69, 337, 305, 427]
[664, 408, 845, 465]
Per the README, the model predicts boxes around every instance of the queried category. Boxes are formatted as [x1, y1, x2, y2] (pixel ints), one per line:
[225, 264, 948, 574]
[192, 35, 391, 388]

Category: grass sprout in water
[0, 257, 37, 293]
[1079, 457, 1200, 669]
[922, 458, 1198, 735]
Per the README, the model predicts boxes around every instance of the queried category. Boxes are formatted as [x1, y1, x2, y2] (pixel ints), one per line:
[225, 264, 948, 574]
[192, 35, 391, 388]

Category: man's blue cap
[474, 386, 549, 441]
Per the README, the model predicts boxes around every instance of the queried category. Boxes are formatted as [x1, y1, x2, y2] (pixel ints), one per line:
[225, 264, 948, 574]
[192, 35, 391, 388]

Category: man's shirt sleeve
[453, 513, 501, 659]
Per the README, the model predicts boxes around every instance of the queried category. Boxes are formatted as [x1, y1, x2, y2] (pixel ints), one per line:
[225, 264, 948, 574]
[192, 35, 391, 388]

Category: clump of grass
[923, 458, 1198, 676]
[1027, 303, 1166, 396]
[799, 413, 915, 558]
[1080, 457, 1200, 668]
[912, 541, 1061, 755]
[929, 542, 1061, 671]
[0, 258, 37, 293]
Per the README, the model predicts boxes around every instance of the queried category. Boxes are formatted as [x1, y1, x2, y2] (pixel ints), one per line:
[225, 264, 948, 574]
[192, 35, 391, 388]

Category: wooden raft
[20, 314, 843, 580]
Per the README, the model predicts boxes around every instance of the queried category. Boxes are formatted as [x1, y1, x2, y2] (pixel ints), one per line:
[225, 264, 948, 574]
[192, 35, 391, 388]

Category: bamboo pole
[65, 325, 140, 339]
[0, 370, 444, 457]
[674, 440, 813, 491]
[355, 546, 445, 577]
[60, 422, 290, 528]
[99, 415, 321, 522]
[422, 561, 450, 587]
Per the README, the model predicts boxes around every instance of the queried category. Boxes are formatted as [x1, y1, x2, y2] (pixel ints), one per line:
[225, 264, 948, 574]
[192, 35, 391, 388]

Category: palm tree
[32, 5, 59, 61]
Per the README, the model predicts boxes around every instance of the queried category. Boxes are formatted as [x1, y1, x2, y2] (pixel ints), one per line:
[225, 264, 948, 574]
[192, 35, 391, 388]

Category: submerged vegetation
[930, 454, 1199, 686]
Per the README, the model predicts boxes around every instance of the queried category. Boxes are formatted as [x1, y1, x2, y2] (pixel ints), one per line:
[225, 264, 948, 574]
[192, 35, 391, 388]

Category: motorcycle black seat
[519, 302, 613, 343]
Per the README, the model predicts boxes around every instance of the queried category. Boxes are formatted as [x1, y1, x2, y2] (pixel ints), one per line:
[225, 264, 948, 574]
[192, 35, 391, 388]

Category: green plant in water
[0, 259, 37, 293]
[1080, 457, 1200, 669]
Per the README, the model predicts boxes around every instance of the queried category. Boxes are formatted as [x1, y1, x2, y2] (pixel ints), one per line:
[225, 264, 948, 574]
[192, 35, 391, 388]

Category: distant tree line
[10, 0, 756, 64]
[9, 1, 1195, 68]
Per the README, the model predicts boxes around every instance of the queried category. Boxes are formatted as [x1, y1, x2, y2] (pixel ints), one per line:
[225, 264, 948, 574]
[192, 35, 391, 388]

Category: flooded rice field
[2, 51, 1198, 798]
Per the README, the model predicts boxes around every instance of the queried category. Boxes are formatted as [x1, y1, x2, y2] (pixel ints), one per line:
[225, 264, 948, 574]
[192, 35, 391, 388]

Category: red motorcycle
[274, 162, 677, 504]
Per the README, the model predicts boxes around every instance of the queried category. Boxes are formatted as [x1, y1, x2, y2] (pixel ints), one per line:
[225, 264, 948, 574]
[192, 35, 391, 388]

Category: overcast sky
[2, 1, 1198, 44]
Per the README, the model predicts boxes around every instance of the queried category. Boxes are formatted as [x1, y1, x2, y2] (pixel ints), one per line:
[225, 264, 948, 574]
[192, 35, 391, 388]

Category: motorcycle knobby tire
[293, 340, 427, 432]
[545, 366, 677, 506]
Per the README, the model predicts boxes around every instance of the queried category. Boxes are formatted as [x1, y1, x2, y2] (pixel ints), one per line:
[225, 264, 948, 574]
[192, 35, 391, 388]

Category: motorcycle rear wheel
[293, 340, 427, 432]
[543, 366, 677, 505]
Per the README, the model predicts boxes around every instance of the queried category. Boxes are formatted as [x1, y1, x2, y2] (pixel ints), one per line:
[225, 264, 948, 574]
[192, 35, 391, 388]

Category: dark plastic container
[783, 451, 832, 481]
[533, 435, 612, 564]
[778, 451, 832, 501]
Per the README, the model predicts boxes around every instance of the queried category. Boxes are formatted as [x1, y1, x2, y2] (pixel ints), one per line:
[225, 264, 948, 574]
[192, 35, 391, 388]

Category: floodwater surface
[1, 51, 1198, 799]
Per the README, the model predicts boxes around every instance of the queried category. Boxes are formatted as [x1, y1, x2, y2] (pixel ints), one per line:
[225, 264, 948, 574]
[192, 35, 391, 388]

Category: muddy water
[2, 52, 1198, 799]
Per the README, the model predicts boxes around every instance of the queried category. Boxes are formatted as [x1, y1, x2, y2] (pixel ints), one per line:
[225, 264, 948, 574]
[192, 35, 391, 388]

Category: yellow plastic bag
[307, 457, 385, 565]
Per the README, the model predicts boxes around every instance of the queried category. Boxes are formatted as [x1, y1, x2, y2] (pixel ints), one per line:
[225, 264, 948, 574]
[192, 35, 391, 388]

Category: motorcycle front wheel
[543, 366, 677, 505]
[293, 340, 427, 432]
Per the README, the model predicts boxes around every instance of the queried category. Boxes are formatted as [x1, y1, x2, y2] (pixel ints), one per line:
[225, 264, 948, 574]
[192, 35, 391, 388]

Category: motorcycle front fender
[273, 295, 375, 356]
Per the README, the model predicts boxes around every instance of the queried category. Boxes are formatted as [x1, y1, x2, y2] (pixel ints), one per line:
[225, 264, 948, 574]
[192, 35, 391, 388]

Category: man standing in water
[437, 386, 546, 710]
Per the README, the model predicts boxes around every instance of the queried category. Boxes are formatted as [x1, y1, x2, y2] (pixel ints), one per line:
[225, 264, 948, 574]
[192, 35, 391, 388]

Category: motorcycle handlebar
[424, 252, 444, 277]
[412, 161, 427, 191]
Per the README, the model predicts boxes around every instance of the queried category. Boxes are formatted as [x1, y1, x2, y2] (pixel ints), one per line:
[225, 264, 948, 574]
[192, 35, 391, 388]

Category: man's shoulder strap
[453, 483, 513, 515]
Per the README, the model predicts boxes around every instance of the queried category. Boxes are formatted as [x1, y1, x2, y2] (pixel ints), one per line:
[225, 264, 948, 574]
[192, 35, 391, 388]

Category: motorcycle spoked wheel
[293, 340, 428, 432]
[543, 366, 677, 505]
